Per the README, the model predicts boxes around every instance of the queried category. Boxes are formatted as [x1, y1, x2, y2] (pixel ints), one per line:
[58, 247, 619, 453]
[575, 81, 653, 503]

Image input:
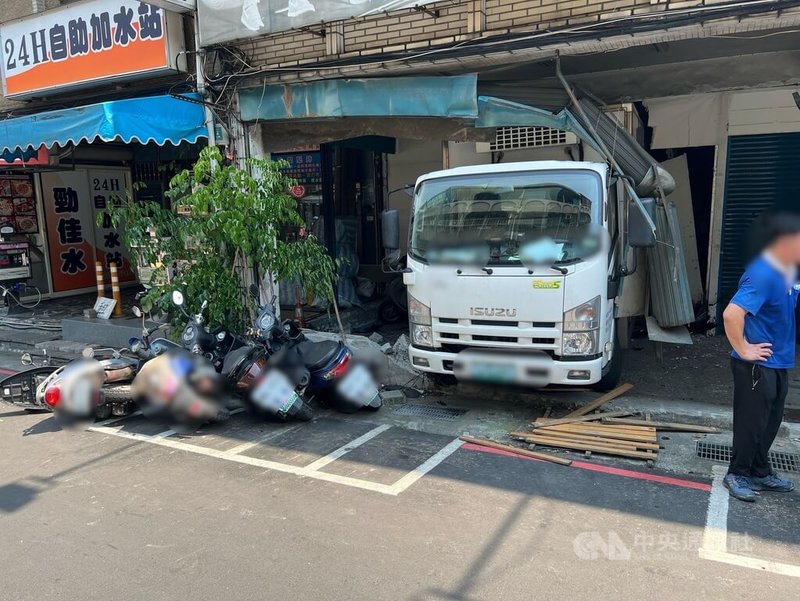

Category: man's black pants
[729, 357, 788, 478]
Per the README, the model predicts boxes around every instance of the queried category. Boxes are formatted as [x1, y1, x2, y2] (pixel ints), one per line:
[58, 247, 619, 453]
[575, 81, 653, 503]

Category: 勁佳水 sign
[0, 0, 186, 98]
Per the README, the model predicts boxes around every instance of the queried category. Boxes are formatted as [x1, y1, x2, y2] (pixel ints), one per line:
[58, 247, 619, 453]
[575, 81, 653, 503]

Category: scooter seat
[221, 346, 256, 378]
[296, 340, 342, 371]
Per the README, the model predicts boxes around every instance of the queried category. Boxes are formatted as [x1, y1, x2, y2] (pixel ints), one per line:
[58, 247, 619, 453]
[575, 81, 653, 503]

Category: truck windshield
[410, 169, 603, 266]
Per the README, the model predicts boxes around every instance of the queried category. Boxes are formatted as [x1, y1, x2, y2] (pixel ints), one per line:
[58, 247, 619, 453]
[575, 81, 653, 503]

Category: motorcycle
[0, 350, 67, 412]
[253, 297, 382, 414]
[130, 291, 228, 425]
[170, 288, 313, 422]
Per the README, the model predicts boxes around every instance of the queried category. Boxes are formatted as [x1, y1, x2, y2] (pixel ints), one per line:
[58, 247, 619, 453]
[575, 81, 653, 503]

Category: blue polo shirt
[729, 256, 799, 369]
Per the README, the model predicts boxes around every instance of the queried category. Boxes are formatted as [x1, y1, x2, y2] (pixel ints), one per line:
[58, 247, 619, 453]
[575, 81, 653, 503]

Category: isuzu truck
[402, 160, 656, 391]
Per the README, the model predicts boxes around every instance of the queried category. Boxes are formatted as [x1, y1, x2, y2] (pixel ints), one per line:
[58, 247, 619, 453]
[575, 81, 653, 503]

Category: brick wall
[241, 0, 737, 71]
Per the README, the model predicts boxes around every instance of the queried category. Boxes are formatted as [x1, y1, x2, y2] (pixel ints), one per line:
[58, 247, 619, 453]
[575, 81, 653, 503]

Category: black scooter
[253, 298, 382, 414]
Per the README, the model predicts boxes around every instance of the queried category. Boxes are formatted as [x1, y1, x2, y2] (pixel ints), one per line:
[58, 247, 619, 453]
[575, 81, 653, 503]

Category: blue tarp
[0, 94, 208, 153]
[239, 74, 479, 121]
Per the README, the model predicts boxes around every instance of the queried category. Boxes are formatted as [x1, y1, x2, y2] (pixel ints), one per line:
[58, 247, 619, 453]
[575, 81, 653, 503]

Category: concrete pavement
[1, 401, 799, 601]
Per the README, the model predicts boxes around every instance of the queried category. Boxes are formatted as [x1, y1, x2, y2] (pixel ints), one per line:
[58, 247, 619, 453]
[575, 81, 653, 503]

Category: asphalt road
[1, 402, 799, 601]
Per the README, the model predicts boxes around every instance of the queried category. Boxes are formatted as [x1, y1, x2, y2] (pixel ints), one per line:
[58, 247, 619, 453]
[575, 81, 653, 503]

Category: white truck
[402, 160, 656, 391]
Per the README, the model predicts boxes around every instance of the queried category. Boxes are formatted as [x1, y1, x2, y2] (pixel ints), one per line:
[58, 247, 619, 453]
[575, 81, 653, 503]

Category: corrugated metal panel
[718, 133, 800, 312]
[647, 202, 695, 328]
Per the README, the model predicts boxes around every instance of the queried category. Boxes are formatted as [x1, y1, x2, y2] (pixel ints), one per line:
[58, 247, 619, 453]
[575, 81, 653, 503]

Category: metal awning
[239, 75, 600, 148]
[0, 94, 208, 153]
[239, 75, 480, 121]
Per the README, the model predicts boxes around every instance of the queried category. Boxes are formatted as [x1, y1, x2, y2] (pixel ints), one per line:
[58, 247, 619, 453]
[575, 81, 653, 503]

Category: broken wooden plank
[563, 383, 634, 418]
[532, 410, 632, 429]
[532, 424, 658, 444]
[525, 435, 657, 460]
[459, 435, 572, 466]
[513, 430, 660, 451]
[600, 417, 720, 433]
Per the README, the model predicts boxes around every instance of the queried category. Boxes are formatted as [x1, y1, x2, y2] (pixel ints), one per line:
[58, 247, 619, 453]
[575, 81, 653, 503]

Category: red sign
[290, 185, 306, 199]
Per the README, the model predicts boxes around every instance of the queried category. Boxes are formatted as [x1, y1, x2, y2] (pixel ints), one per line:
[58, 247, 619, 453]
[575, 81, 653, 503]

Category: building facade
[195, 0, 800, 322]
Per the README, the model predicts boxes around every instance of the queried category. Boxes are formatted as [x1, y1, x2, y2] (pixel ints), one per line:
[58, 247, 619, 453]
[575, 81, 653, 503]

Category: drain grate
[394, 404, 468, 420]
[696, 441, 800, 473]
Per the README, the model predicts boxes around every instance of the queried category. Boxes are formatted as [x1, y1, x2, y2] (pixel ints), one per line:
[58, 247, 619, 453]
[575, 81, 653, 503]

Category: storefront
[0, 0, 207, 299]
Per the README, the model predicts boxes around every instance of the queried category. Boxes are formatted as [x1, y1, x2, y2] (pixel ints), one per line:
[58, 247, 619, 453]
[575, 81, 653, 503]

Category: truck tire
[593, 338, 623, 392]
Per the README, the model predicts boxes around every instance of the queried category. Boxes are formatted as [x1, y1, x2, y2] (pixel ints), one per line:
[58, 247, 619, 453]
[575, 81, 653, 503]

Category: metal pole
[193, 13, 216, 147]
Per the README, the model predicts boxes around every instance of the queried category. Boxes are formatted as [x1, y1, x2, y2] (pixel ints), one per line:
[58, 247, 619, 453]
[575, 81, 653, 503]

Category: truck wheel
[593, 345, 623, 392]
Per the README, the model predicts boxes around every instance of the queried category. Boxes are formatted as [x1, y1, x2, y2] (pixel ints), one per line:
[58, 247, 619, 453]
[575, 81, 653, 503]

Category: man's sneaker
[723, 474, 757, 502]
[749, 474, 795, 492]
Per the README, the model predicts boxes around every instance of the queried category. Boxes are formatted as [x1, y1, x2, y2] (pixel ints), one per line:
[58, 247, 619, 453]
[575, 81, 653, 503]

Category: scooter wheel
[293, 402, 313, 422]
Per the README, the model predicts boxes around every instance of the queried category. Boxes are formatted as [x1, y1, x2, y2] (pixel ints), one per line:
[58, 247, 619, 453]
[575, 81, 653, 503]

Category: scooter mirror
[249, 283, 260, 301]
[81, 347, 95, 358]
[20, 352, 32, 365]
[132, 306, 142, 318]
[172, 290, 184, 306]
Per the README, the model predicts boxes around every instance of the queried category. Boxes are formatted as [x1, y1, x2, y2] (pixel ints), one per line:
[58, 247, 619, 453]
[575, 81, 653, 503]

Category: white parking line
[224, 423, 307, 456]
[92, 410, 142, 428]
[699, 465, 800, 578]
[87, 423, 463, 496]
[303, 424, 392, 472]
[388, 438, 464, 495]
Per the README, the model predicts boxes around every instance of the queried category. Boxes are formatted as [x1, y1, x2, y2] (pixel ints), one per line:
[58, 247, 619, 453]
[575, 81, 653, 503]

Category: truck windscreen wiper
[549, 265, 568, 275]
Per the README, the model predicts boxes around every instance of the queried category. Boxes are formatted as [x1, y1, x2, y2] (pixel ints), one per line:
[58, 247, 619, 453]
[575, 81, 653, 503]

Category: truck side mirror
[628, 197, 656, 248]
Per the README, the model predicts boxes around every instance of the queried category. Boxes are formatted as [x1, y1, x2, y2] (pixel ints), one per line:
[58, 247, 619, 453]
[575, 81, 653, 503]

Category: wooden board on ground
[459, 435, 572, 466]
[532, 424, 658, 444]
[512, 431, 660, 451]
[601, 417, 720, 433]
[525, 435, 657, 460]
[563, 383, 634, 418]
[532, 410, 632, 429]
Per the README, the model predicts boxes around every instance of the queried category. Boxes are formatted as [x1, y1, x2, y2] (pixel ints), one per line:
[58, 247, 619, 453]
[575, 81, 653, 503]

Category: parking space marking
[388, 438, 464, 495]
[223, 423, 308, 456]
[303, 424, 392, 472]
[699, 465, 800, 578]
[87, 422, 463, 496]
[93, 410, 142, 428]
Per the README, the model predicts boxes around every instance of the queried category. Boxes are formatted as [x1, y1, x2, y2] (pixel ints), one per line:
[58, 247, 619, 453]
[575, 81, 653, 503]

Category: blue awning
[0, 94, 208, 153]
[239, 75, 479, 121]
[476, 96, 600, 150]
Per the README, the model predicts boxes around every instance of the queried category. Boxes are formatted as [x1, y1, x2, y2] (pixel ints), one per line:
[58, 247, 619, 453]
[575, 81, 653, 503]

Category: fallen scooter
[253, 298, 382, 414]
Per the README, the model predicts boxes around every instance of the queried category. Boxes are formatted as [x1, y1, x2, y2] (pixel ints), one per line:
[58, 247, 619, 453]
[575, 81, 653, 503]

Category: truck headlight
[408, 294, 431, 326]
[563, 296, 600, 331]
[562, 331, 599, 356]
[562, 296, 600, 355]
[410, 324, 433, 347]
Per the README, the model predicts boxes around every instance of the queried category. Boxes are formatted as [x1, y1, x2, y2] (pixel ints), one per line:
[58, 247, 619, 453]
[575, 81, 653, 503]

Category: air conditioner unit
[476, 126, 578, 153]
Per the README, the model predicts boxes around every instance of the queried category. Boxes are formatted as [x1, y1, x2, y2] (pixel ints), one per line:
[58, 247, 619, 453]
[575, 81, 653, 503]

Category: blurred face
[771, 233, 800, 265]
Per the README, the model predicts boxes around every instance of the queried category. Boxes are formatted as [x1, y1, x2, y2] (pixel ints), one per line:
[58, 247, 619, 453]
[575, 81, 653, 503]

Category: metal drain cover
[393, 404, 468, 420]
[696, 441, 800, 473]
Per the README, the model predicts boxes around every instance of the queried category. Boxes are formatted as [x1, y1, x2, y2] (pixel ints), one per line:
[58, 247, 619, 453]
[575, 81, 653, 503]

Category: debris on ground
[507, 383, 723, 463]
[369, 332, 384, 344]
[459, 435, 572, 466]
[380, 342, 393, 355]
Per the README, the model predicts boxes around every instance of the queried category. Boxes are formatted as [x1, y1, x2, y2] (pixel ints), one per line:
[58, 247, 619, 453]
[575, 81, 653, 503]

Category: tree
[105, 146, 336, 331]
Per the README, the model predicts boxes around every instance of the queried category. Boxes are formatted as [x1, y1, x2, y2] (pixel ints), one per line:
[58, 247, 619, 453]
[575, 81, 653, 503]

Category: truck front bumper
[408, 345, 604, 386]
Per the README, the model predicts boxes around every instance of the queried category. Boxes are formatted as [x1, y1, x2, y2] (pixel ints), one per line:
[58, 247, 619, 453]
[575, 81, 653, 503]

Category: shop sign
[273, 151, 321, 186]
[198, 0, 440, 46]
[42, 169, 134, 293]
[0, 0, 185, 99]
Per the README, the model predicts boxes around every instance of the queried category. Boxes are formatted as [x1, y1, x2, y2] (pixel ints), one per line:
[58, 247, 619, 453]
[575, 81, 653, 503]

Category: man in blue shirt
[722, 214, 800, 501]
